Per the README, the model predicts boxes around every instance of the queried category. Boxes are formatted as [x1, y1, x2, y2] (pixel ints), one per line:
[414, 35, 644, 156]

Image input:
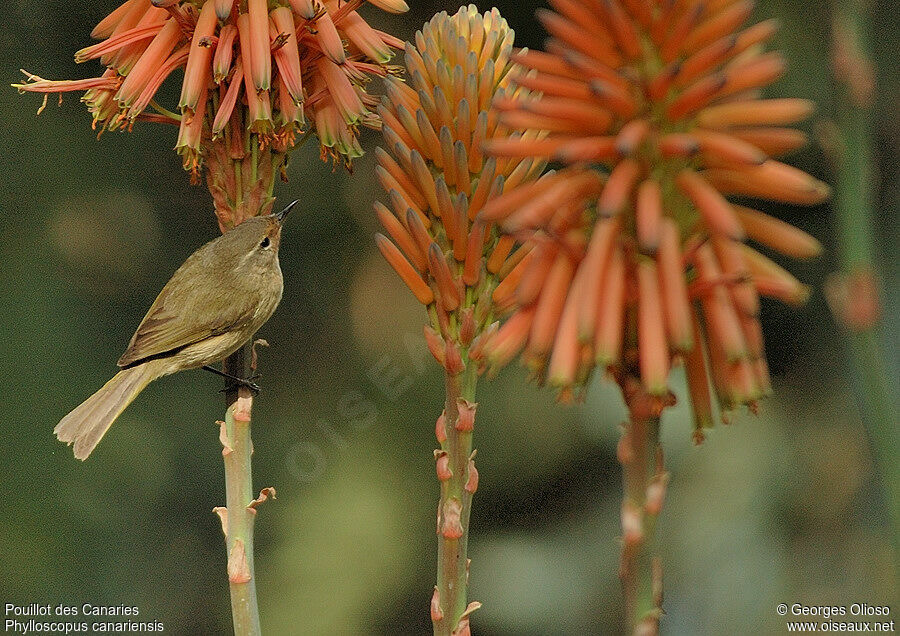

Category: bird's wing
[117, 250, 255, 368]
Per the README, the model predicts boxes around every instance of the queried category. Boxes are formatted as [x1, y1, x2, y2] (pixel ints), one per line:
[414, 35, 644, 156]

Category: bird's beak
[275, 200, 299, 224]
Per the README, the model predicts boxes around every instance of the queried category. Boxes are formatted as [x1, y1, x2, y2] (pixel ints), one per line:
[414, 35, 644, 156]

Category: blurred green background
[1, 0, 897, 634]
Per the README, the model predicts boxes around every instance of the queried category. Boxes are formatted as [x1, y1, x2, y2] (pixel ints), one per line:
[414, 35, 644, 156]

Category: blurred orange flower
[481, 0, 829, 435]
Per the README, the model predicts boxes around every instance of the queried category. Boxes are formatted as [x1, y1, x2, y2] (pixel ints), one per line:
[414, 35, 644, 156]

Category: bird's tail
[55, 360, 163, 460]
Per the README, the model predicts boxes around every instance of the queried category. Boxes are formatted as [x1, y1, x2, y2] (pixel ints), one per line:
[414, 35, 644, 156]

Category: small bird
[55, 201, 297, 460]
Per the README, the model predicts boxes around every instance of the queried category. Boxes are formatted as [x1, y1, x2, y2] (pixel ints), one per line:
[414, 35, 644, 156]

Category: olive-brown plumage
[55, 203, 295, 460]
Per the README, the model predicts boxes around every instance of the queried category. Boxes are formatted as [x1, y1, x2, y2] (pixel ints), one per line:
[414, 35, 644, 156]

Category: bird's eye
[259, 237, 271, 249]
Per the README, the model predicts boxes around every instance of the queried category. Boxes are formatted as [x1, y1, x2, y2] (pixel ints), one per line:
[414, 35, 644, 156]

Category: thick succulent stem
[433, 361, 480, 636]
[618, 375, 668, 636]
[218, 344, 262, 636]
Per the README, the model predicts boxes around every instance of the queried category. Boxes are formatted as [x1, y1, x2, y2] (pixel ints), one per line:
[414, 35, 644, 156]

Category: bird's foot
[203, 365, 262, 396]
[219, 375, 261, 396]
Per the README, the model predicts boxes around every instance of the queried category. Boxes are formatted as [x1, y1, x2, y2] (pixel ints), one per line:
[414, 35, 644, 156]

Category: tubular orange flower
[13, 0, 406, 227]
[482, 0, 829, 420]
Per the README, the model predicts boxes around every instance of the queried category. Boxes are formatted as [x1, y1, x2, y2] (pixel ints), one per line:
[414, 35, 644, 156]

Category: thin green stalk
[618, 375, 666, 635]
[831, 0, 900, 561]
[219, 344, 262, 636]
[433, 360, 480, 635]
[148, 99, 182, 122]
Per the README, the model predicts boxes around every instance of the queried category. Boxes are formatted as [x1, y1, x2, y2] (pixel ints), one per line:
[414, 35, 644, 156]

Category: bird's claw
[218, 376, 261, 396]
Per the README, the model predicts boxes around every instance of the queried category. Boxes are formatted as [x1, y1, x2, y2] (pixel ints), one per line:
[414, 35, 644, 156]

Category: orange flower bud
[375, 234, 434, 305]
[215, 0, 233, 20]
[444, 341, 465, 376]
[212, 58, 243, 137]
[598, 159, 641, 217]
[374, 201, 425, 271]
[684, 316, 715, 440]
[676, 169, 745, 240]
[657, 220, 694, 353]
[635, 179, 663, 253]
[424, 326, 446, 367]
[704, 161, 831, 205]
[637, 260, 670, 395]
[594, 246, 626, 367]
[428, 244, 460, 312]
[458, 307, 476, 347]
